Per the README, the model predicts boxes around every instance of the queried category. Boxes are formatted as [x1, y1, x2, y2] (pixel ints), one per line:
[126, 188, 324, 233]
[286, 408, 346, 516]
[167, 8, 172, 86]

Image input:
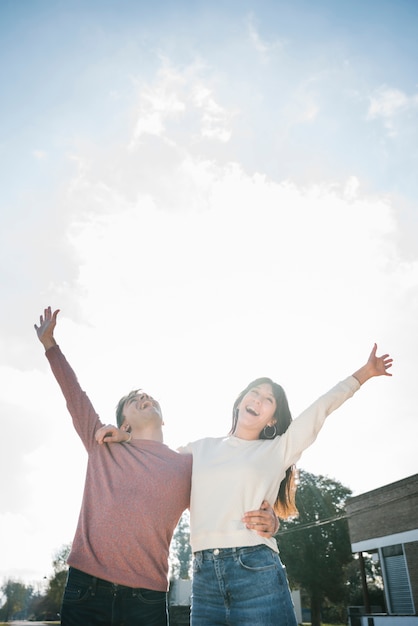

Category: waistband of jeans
[193, 545, 269, 560]
[68, 567, 140, 592]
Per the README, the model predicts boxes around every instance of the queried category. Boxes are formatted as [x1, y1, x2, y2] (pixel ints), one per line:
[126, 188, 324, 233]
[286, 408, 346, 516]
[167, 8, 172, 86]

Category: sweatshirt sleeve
[45, 345, 103, 451]
[279, 375, 360, 470]
[177, 442, 195, 455]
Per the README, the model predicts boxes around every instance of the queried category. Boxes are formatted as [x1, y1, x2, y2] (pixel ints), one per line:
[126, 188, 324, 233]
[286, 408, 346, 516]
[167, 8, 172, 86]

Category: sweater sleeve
[45, 345, 102, 451]
[279, 375, 360, 470]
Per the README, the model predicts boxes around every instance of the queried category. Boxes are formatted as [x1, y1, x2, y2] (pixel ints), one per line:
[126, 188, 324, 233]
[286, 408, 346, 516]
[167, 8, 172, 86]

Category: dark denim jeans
[191, 545, 297, 626]
[60, 567, 168, 626]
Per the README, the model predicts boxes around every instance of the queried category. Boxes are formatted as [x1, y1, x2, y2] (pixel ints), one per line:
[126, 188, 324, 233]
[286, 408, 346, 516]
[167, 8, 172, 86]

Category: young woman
[98, 344, 393, 625]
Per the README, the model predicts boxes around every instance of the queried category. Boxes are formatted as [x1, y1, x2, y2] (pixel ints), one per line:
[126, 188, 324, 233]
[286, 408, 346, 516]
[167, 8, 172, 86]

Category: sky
[1, 0, 417, 588]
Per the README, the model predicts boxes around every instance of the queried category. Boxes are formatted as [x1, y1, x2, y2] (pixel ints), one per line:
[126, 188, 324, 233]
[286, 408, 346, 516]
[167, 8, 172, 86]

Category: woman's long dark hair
[229, 377, 299, 519]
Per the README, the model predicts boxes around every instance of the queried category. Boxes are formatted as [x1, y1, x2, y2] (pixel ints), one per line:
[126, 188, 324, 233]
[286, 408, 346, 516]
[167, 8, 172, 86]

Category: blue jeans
[191, 546, 297, 626]
[60, 567, 168, 626]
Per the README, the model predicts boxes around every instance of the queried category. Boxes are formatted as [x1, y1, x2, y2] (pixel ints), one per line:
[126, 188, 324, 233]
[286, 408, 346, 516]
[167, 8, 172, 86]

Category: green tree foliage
[32, 542, 72, 620]
[0, 543, 72, 621]
[277, 470, 353, 626]
[52, 542, 72, 574]
[0, 579, 34, 620]
[44, 543, 71, 617]
[345, 553, 385, 610]
[169, 511, 192, 580]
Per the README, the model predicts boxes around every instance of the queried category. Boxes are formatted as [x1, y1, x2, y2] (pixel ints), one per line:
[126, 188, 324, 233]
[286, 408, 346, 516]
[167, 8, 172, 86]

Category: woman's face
[235, 383, 277, 438]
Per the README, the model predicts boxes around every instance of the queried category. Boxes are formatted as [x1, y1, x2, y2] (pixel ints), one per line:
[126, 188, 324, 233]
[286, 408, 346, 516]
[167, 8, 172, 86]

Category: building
[346, 474, 418, 626]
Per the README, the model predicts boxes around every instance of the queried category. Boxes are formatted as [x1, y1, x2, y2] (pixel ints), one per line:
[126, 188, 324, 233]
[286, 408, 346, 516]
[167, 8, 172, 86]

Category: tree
[41, 543, 71, 617]
[345, 552, 385, 610]
[0, 579, 34, 621]
[277, 470, 353, 626]
[32, 543, 71, 620]
[0, 543, 71, 621]
[169, 511, 192, 580]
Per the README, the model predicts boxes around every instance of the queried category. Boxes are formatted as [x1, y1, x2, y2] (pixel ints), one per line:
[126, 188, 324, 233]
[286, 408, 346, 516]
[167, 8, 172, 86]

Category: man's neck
[131, 428, 164, 443]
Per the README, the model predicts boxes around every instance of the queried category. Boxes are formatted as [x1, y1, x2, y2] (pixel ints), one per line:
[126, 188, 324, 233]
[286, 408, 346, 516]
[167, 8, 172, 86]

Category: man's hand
[34, 306, 59, 350]
[95, 424, 131, 445]
[242, 500, 279, 538]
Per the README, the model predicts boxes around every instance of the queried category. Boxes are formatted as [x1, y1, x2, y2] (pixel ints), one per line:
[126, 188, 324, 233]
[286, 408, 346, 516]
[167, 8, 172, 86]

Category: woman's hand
[242, 500, 279, 538]
[353, 343, 393, 385]
[367, 343, 393, 377]
[95, 425, 131, 444]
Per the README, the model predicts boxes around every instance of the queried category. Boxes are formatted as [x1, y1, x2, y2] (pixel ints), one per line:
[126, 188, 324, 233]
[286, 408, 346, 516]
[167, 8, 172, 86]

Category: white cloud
[192, 85, 233, 142]
[129, 61, 233, 149]
[130, 65, 187, 144]
[367, 85, 418, 136]
[368, 86, 409, 118]
[58, 158, 418, 509]
[2, 52, 418, 587]
[246, 13, 285, 63]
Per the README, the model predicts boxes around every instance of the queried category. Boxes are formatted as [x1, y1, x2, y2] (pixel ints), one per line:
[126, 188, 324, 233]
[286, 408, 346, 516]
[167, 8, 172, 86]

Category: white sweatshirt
[179, 375, 360, 553]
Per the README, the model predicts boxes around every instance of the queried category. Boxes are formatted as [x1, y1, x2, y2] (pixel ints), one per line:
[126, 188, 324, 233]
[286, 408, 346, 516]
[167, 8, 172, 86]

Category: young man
[35, 307, 278, 626]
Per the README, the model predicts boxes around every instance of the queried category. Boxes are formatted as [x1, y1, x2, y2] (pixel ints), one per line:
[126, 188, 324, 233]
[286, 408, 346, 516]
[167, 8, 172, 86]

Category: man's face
[123, 391, 163, 423]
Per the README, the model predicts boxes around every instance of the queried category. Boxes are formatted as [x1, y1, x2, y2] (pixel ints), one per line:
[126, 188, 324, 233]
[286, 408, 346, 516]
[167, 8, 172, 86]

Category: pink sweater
[46, 345, 192, 591]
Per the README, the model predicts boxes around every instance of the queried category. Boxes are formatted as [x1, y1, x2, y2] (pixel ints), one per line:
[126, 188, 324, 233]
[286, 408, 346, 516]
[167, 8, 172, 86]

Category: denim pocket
[134, 588, 166, 606]
[62, 582, 92, 604]
[238, 547, 277, 572]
